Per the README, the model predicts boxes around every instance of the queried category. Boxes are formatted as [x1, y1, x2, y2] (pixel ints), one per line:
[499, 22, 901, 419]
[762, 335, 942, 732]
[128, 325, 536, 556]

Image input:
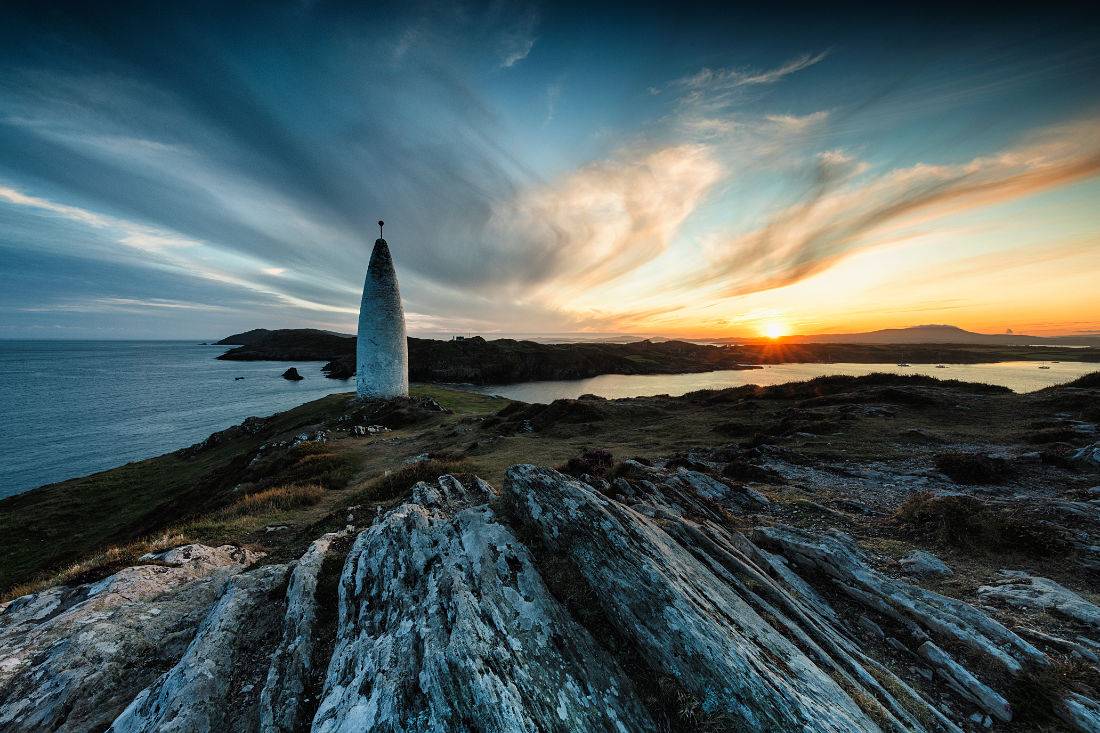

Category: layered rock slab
[312, 478, 652, 732]
[0, 545, 261, 732]
[261, 531, 349, 732]
[505, 464, 884, 733]
[110, 562, 290, 732]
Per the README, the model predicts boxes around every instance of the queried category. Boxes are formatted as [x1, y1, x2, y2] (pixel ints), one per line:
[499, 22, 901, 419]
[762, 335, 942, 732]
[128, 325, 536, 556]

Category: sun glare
[764, 323, 785, 339]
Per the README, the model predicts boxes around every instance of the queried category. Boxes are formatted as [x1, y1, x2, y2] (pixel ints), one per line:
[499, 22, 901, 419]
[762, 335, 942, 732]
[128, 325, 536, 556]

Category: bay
[458, 361, 1098, 403]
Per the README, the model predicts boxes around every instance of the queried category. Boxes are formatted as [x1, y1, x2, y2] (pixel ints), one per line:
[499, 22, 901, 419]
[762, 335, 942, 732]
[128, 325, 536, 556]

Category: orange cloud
[694, 116, 1100, 297]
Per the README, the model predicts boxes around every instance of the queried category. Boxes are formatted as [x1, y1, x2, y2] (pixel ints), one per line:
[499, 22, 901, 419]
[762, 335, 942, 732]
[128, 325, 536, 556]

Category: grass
[3, 530, 192, 601]
[226, 483, 327, 516]
[0, 393, 356, 596]
[894, 492, 1066, 557]
[2, 371, 1092, 604]
[409, 384, 506, 415]
[348, 458, 477, 504]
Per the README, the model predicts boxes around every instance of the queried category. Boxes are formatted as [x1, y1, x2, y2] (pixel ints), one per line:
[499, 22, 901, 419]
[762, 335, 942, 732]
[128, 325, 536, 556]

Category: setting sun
[764, 323, 786, 339]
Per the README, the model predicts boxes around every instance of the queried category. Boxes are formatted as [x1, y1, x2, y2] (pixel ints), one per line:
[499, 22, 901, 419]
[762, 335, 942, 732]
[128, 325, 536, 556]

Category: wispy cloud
[671, 51, 829, 113]
[501, 37, 535, 68]
[544, 81, 562, 125]
[497, 6, 539, 68]
[480, 143, 725, 298]
[692, 117, 1100, 296]
[674, 51, 829, 91]
[20, 297, 228, 313]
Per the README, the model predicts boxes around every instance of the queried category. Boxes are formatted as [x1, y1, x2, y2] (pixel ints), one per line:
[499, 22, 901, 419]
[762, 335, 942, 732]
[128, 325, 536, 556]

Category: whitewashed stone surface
[356, 237, 408, 399]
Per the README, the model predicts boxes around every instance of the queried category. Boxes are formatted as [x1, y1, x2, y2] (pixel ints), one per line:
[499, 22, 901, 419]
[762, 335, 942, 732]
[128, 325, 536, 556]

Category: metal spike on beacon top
[356, 219, 409, 399]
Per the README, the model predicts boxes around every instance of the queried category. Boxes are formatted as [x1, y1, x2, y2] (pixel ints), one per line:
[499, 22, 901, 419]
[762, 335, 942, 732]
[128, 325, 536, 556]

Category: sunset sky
[1, 1, 1098, 339]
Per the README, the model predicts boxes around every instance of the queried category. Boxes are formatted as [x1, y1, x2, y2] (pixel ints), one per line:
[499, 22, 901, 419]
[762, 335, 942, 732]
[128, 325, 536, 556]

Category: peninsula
[215, 327, 1100, 385]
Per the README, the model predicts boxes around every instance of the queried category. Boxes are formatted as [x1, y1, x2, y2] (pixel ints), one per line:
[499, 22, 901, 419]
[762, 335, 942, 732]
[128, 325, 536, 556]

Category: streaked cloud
[693, 116, 1100, 297]
[0, 2, 1097, 338]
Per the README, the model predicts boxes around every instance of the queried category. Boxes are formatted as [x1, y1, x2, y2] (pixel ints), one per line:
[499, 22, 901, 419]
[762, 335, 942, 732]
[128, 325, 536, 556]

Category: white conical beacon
[356, 220, 408, 399]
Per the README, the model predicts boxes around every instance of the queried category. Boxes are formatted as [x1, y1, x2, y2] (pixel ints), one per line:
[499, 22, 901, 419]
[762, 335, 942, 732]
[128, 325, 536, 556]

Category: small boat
[1038, 365, 1050, 369]
[896, 363, 910, 367]
[935, 365, 947, 369]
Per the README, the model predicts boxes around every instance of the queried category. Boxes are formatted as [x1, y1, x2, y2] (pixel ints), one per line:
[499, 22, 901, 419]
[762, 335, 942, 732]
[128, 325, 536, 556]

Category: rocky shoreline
[2, 372, 1099, 730]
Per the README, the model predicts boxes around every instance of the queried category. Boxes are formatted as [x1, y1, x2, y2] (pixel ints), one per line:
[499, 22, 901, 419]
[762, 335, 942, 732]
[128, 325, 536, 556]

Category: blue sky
[1, 0, 1098, 338]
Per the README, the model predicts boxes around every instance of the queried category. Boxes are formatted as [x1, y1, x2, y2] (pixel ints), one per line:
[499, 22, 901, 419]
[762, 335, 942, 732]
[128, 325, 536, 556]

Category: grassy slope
[3, 374, 1097, 600]
[0, 394, 354, 594]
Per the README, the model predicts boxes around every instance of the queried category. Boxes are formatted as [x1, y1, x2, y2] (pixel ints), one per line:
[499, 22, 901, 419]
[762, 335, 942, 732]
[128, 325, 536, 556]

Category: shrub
[557, 449, 615, 478]
[240, 444, 356, 496]
[894, 492, 1065, 556]
[934, 452, 1014, 484]
[355, 459, 475, 503]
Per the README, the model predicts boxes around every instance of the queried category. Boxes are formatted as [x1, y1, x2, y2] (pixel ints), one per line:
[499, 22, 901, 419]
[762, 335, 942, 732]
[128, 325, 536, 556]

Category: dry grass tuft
[226, 482, 326, 516]
[1, 530, 192, 603]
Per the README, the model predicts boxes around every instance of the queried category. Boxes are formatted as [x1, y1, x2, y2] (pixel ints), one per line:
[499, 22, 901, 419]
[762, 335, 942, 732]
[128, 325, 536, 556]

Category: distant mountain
[725, 325, 1100, 346]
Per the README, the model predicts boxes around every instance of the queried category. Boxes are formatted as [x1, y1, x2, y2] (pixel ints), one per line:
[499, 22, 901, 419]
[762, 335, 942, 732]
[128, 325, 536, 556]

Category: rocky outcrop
[111, 563, 291, 732]
[0, 545, 261, 732]
[505, 465, 887, 732]
[260, 532, 347, 732]
[3, 468, 1099, 732]
[313, 478, 653, 731]
[282, 367, 304, 381]
[978, 572, 1100, 629]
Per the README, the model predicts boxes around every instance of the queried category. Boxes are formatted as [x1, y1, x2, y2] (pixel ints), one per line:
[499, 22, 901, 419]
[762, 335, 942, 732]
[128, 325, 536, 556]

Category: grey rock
[1057, 692, 1100, 733]
[506, 465, 889, 732]
[110, 563, 291, 732]
[886, 637, 910, 655]
[312, 478, 653, 732]
[1072, 443, 1100, 468]
[668, 467, 770, 509]
[0, 545, 261, 733]
[978, 573, 1100, 629]
[857, 615, 885, 640]
[260, 531, 348, 732]
[900, 550, 954, 578]
[917, 641, 1011, 721]
[753, 525, 1046, 675]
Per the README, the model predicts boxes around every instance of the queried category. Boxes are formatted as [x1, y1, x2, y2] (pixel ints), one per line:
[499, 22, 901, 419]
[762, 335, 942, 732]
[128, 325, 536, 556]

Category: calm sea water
[0, 342, 1095, 499]
[0, 341, 353, 499]
[460, 361, 1098, 403]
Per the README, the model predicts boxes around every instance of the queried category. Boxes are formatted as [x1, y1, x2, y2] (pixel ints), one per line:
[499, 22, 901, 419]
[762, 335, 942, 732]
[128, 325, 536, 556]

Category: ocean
[0, 341, 1094, 499]
[0, 341, 353, 499]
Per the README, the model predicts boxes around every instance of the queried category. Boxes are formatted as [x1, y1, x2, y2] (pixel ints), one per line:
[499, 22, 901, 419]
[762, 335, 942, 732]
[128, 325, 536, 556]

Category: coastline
[4, 370, 1097, 599]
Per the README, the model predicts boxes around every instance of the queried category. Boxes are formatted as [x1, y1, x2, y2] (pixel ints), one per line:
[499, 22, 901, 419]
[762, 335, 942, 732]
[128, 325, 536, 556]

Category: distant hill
[216, 328, 1100, 384]
[217, 328, 354, 346]
[725, 325, 1100, 346]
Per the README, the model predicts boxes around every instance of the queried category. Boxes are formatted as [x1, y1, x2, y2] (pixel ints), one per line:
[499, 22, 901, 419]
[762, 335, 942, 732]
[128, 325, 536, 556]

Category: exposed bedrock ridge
[2, 468, 1100, 731]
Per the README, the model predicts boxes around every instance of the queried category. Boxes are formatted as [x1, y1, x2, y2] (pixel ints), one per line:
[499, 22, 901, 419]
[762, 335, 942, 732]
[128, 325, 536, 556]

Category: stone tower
[356, 227, 408, 399]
